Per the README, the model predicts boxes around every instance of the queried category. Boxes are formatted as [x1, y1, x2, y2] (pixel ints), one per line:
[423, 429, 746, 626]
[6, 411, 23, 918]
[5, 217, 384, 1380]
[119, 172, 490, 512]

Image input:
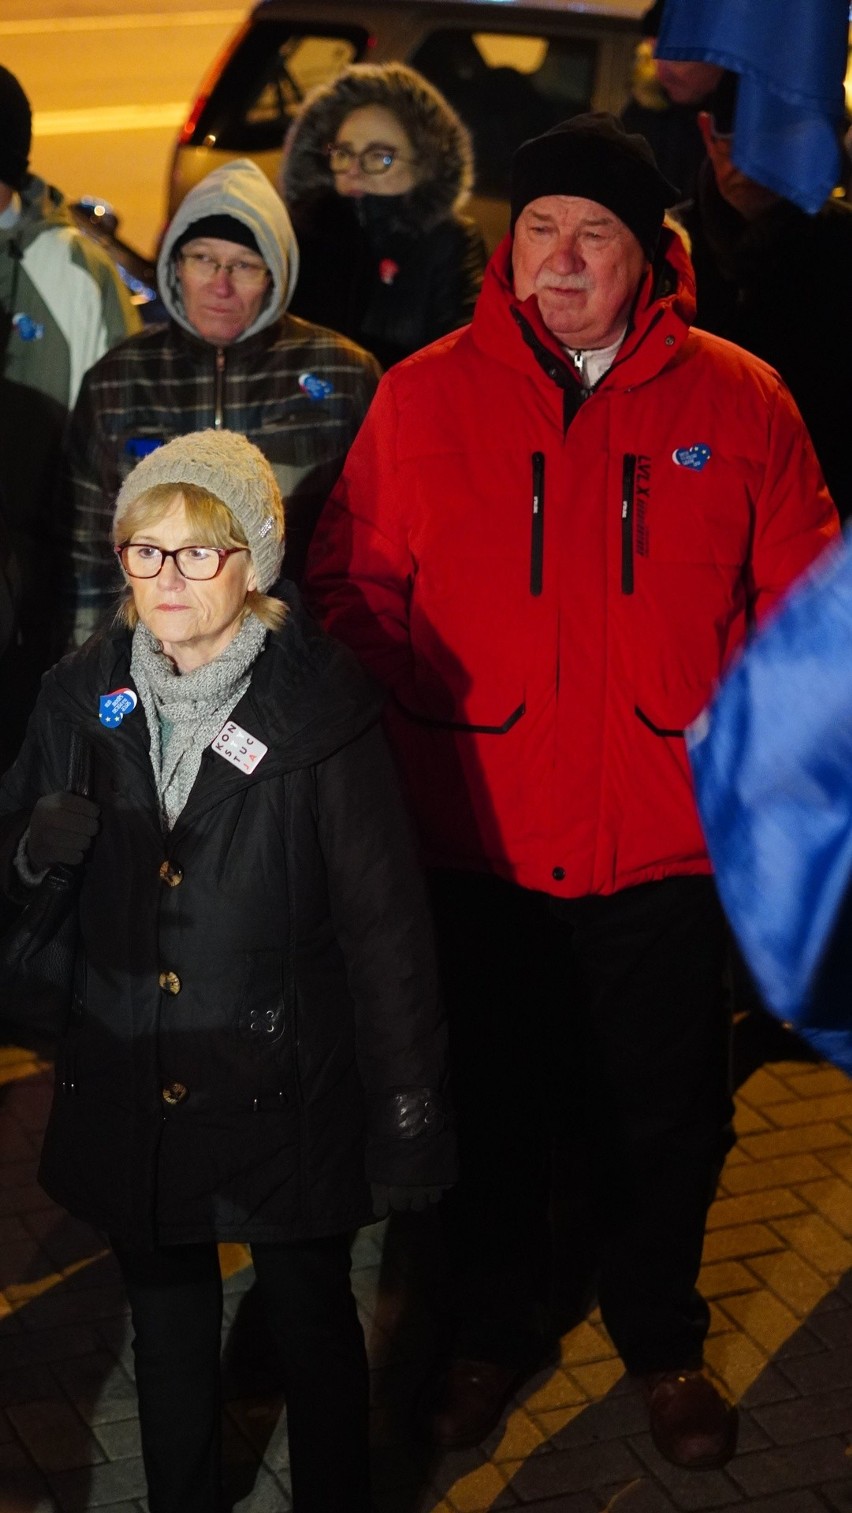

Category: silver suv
[168, 0, 645, 250]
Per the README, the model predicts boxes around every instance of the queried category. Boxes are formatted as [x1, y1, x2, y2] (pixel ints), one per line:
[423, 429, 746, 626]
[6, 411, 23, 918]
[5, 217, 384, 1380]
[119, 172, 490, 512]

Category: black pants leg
[429, 869, 555, 1366]
[114, 1242, 224, 1513]
[115, 1235, 370, 1513]
[251, 1237, 370, 1513]
[554, 875, 733, 1373]
[431, 870, 732, 1376]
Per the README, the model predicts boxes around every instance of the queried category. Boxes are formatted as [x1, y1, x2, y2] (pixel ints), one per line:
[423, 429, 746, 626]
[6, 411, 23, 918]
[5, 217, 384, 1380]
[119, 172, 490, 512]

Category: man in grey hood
[62, 159, 380, 646]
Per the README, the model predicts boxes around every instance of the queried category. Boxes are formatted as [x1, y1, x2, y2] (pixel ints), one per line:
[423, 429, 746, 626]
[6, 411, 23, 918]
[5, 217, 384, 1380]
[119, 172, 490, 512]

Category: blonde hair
[113, 482, 287, 632]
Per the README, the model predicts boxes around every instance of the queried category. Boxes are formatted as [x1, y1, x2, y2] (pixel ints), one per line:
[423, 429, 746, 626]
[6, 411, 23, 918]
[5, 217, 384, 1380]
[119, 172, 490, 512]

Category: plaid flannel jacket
[61, 315, 380, 645]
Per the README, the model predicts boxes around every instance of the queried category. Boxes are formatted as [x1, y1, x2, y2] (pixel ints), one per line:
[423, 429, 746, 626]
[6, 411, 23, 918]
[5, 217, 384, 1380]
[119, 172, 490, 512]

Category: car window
[410, 29, 598, 195]
[245, 36, 361, 123]
[192, 23, 369, 152]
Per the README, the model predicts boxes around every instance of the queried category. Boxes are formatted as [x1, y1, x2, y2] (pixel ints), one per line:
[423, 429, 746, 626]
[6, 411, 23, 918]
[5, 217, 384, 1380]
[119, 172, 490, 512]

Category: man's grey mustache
[538, 278, 592, 292]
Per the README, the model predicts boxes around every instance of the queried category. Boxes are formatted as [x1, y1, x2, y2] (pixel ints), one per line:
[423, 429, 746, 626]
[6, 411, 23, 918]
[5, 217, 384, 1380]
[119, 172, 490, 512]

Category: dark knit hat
[0, 66, 32, 191]
[640, 0, 666, 39]
[172, 214, 262, 258]
[510, 112, 681, 257]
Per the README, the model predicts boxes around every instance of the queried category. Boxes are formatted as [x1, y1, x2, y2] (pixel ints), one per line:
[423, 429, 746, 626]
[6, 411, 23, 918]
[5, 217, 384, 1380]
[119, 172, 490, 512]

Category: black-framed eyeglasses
[324, 143, 417, 175]
[116, 543, 249, 581]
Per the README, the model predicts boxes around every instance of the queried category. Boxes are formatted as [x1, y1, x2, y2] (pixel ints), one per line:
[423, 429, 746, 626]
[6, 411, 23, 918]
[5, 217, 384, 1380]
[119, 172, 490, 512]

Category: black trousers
[430, 871, 734, 1376]
[113, 1234, 370, 1513]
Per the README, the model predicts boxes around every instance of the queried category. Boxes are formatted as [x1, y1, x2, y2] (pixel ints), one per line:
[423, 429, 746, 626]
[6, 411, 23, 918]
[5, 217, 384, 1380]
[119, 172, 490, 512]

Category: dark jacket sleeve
[315, 719, 456, 1187]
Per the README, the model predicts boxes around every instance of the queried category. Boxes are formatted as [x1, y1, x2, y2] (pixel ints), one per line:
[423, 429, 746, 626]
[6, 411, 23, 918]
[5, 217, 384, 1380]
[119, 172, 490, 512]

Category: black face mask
[352, 192, 411, 233]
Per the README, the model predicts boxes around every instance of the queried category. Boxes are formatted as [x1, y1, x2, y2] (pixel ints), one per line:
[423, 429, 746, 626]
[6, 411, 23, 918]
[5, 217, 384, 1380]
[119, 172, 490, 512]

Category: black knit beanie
[0, 66, 32, 192]
[510, 112, 681, 257]
[172, 214, 262, 257]
[640, 0, 666, 39]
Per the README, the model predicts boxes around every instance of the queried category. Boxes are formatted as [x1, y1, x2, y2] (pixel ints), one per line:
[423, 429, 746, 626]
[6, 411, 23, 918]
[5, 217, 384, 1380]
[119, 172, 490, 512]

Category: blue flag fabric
[687, 532, 852, 1071]
[655, 0, 848, 213]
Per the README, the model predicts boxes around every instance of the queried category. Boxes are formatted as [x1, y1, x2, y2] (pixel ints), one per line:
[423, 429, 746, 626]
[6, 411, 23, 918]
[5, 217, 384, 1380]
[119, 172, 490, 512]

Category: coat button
[158, 970, 181, 994]
[552, 866, 566, 881]
[161, 1081, 188, 1106]
[159, 860, 184, 887]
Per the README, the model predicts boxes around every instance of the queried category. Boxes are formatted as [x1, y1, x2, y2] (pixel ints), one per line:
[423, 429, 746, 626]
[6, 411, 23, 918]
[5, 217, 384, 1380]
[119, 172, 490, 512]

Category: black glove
[26, 792, 101, 872]
[371, 1183, 447, 1219]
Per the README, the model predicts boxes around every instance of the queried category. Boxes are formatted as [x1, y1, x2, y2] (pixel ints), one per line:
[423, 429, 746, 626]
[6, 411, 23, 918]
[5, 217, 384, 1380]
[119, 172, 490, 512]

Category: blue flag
[688, 532, 852, 1072]
[656, 0, 848, 213]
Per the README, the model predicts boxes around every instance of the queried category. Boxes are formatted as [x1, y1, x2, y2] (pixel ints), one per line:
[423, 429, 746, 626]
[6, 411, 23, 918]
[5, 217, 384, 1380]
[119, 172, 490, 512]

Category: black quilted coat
[0, 590, 453, 1246]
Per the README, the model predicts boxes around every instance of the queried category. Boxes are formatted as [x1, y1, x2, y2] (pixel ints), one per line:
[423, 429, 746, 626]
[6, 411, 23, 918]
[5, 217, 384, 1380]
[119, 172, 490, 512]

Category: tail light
[178, 17, 251, 146]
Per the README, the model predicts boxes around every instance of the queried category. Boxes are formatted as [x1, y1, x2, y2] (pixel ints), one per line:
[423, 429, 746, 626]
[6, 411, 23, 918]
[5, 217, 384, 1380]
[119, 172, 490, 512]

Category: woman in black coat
[281, 62, 486, 369]
[0, 428, 453, 1513]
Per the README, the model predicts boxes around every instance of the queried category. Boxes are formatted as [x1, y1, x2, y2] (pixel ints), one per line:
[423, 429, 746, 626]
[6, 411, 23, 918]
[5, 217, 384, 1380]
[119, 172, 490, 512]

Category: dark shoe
[415, 1356, 533, 1448]
[644, 1369, 738, 1469]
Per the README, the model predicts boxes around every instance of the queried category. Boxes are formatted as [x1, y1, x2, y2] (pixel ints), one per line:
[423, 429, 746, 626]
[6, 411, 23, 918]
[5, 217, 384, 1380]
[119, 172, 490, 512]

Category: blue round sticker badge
[298, 372, 334, 402]
[12, 313, 45, 342]
[99, 687, 138, 728]
[672, 443, 712, 471]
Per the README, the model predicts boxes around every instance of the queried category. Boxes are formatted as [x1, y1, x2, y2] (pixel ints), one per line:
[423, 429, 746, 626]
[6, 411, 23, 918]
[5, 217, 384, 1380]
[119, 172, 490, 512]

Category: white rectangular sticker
[211, 720, 268, 775]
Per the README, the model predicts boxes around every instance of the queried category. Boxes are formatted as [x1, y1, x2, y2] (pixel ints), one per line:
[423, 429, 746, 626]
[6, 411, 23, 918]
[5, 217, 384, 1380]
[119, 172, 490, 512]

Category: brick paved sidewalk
[2, 1012, 852, 1513]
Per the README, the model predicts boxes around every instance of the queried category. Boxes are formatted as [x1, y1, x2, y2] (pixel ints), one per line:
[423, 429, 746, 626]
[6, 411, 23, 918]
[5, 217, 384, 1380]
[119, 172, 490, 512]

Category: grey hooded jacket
[63, 159, 380, 645]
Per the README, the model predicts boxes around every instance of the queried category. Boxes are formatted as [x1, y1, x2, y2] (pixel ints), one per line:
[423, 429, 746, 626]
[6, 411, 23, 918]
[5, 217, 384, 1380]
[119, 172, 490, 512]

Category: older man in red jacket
[306, 113, 837, 1469]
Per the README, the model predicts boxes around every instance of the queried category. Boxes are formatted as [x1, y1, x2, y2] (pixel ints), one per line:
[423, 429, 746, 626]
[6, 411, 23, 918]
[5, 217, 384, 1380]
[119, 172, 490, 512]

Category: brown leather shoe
[644, 1369, 738, 1469]
[415, 1357, 526, 1448]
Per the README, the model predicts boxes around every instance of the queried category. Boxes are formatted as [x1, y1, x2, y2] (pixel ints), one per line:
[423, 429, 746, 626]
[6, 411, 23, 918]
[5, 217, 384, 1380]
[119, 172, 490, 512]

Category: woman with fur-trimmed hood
[281, 63, 486, 368]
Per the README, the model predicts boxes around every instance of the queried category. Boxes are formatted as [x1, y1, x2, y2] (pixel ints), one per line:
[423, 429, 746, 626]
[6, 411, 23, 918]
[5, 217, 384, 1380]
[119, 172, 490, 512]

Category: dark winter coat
[285, 194, 485, 371]
[281, 64, 486, 367]
[0, 591, 453, 1247]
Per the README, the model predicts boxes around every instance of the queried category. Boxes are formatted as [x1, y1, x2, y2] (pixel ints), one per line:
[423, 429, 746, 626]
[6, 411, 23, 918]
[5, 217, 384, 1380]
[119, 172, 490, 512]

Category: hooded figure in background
[677, 73, 852, 523]
[619, 0, 723, 202]
[281, 63, 487, 369]
[62, 158, 380, 647]
[0, 64, 140, 762]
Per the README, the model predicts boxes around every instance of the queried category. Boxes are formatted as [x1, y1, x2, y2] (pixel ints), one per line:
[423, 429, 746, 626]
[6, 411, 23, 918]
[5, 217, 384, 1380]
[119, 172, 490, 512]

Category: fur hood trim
[281, 63, 475, 235]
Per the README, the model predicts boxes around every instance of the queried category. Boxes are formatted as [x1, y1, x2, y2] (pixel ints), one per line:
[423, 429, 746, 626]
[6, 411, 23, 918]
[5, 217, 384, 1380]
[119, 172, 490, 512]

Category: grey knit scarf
[130, 614, 267, 831]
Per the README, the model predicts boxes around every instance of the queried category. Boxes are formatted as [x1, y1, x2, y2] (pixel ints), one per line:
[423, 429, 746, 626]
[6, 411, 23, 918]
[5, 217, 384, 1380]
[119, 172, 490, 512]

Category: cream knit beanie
[114, 430, 285, 591]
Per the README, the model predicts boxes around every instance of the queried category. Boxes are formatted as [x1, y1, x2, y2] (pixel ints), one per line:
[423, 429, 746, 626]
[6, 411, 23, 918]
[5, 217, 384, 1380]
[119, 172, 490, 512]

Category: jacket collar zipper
[214, 347, 225, 429]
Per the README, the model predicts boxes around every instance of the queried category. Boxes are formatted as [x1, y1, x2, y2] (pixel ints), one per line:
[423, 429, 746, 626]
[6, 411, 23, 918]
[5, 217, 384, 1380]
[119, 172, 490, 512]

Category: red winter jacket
[306, 229, 838, 898]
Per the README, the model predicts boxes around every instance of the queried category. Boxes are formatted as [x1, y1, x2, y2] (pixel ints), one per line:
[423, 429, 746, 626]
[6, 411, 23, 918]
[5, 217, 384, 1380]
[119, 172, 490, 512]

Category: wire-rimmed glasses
[178, 250, 270, 287]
